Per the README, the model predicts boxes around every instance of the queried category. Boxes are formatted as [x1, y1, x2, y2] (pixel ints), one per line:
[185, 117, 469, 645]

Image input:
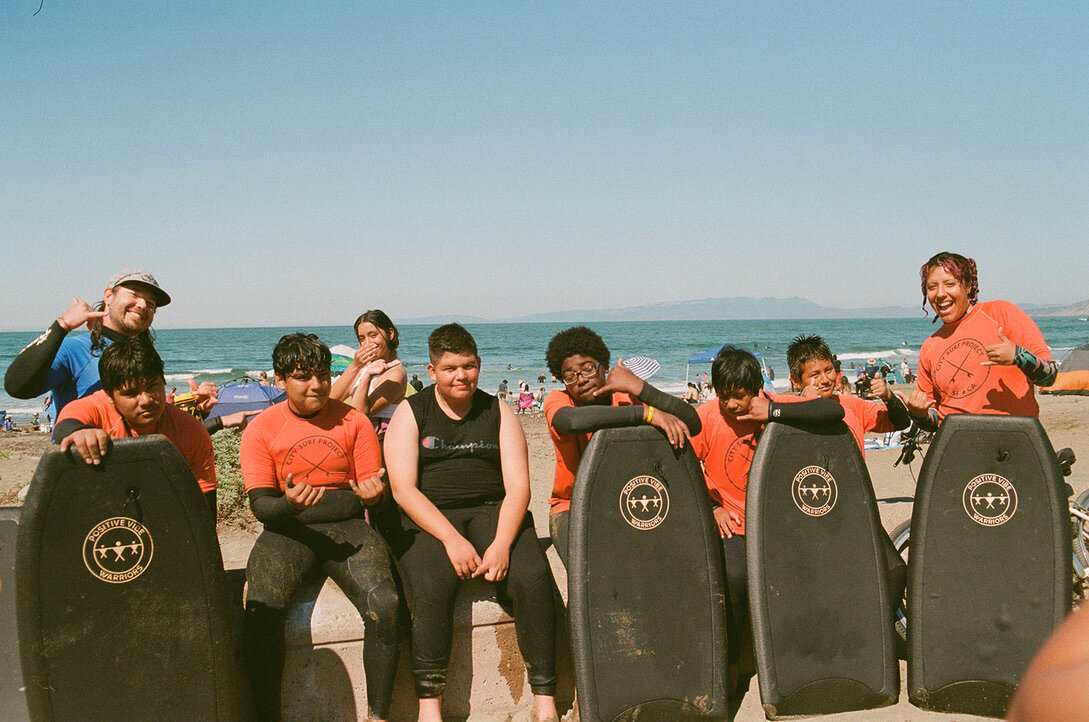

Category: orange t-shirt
[690, 392, 810, 536]
[543, 389, 637, 513]
[240, 399, 381, 493]
[837, 393, 896, 454]
[57, 390, 217, 494]
[917, 300, 1051, 419]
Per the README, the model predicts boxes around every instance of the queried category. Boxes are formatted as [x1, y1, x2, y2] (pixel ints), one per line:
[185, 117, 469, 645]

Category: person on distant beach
[258, 371, 271, 386]
[682, 381, 701, 403]
[53, 338, 218, 524]
[905, 252, 1057, 428]
[329, 309, 407, 440]
[517, 382, 536, 414]
[543, 325, 700, 567]
[690, 346, 844, 699]
[497, 379, 509, 399]
[384, 324, 559, 722]
[240, 333, 400, 722]
[410, 374, 424, 393]
[538, 373, 546, 384]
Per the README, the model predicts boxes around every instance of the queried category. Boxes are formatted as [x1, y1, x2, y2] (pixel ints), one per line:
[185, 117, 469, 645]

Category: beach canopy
[1044, 342, 1089, 395]
[687, 346, 763, 364]
[686, 345, 773, 391]
[205, 378, 286, 419]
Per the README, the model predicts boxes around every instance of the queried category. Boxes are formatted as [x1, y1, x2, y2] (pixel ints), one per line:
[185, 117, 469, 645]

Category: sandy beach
[3, 392, 1087, 720]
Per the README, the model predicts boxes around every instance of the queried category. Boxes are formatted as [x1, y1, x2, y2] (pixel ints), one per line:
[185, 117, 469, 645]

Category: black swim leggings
[722, 534, 747, 667]
[243, 518, 401, 721]
[395, 504, 557, 699]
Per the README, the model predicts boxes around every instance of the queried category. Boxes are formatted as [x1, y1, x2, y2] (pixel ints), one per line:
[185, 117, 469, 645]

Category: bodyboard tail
[746, 421, 899, 718]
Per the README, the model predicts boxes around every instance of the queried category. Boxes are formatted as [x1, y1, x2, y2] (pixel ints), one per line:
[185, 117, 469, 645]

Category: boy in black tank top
[385, 324, 559, 722]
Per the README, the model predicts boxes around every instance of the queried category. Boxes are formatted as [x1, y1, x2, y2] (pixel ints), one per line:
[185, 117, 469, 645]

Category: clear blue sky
[2, 2, 1086, 330]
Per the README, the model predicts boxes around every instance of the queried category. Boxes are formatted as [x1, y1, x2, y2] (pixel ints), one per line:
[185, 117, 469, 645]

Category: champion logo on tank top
[933, 337, 990, 399]
[421, 436, 499, 452]
[791, 465, 838, 517]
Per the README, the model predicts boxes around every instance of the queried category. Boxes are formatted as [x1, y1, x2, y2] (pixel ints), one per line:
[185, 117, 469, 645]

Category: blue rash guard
[3, 321, 127, 417]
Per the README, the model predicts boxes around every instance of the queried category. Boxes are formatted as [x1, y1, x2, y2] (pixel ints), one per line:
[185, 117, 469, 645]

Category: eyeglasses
[562, 362, 602, 385]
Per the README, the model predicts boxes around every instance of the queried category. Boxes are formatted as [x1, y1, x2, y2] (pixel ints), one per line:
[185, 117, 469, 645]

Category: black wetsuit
[396, 386, 557, 699]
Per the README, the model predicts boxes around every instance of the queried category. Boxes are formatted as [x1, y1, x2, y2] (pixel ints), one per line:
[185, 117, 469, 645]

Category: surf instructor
[905, 251, 1058, 428]
[5, 269, 251, 435]
[5, 270, 170, 417]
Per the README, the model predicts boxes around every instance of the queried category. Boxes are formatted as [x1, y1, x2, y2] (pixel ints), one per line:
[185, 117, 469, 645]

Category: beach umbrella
[205, 379, 285, 420]
[622, 356, 661, 380]
[329, 344, 357, 374]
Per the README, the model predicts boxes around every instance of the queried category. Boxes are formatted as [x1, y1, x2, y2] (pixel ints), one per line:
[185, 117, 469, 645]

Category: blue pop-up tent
[205, 379, 285, 420]
[686, 345, 774, 392]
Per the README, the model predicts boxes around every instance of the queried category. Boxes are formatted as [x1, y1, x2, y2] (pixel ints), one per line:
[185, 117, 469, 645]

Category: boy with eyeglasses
[542, 326, 700, 568]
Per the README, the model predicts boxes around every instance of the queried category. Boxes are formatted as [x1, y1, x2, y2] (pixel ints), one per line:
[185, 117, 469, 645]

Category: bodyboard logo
[963, 474, 1017, 526]
[619, 475, 669, 530]
[791, 465, 838, 517]
[82, 517, 154, 584]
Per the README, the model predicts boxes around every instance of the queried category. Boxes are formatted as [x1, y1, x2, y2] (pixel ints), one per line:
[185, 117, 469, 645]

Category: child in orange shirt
[240, 333, 399, 722]
[542, 325, 700, 567]
[786, 334, 911, 634]
[690, 346, 843, 698]
[53, 338, 217, 524]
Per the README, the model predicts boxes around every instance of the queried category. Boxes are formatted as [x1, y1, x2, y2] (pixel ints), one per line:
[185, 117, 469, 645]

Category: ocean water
[2, 317, 1087, 424]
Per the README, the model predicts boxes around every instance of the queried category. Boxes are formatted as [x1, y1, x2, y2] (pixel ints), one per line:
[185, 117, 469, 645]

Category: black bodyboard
[568, 426, 730, 721]
[1, 507, 29, 721]
[16, 436, 250, 721]
[907, 414, 1070, 717]
[746, 421, 898, 718]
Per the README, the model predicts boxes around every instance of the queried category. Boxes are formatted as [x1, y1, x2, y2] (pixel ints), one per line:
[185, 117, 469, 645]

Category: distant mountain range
[403, 296, 1089, 325]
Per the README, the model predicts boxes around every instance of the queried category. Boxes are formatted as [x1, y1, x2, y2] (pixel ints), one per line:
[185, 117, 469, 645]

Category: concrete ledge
[231, 543, 575, 721]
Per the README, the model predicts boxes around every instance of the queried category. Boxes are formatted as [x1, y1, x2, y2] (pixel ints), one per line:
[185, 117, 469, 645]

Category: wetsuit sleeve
[767, 397, 845, 424]
[247, 487, 364, 524]
[52, 417, 92, 443]
[552, 404, 646, 434]
[1015, 346, 1060, 387]
[636, 383, 702, 436]
[4, 322, 68, 398]
[204, 416, 224, 434]
[885, 393, 911, 431]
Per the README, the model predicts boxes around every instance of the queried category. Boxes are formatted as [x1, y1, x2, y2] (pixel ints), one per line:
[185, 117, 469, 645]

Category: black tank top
[407, 386, 504, 508]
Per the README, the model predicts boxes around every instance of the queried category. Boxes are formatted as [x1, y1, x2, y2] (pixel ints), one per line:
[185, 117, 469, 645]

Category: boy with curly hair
[542, 325, 701, 568]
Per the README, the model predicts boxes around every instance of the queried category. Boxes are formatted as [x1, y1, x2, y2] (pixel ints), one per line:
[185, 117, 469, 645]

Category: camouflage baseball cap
[106, 269, 171, 307]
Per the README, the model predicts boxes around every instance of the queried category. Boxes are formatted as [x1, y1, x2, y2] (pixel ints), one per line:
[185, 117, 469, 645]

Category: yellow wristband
[646, 406, 654, 423]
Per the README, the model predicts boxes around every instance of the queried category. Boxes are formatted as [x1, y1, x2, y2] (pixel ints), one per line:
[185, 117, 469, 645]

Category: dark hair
[920, 251, 979, 321]
[353, 309, 399, 354]
[428, 323, 477, 363]
[710, 346, 763, 395]
[545, 326, 610, 380]
[786, 334, 835, 381]
[273, 333, 332, 378]
[98, 337, 164, 394]
[89, 299, 154, 354]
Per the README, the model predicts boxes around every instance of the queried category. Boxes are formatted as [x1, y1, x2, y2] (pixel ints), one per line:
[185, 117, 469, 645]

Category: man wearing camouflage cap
[5, 269, 170, 417]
